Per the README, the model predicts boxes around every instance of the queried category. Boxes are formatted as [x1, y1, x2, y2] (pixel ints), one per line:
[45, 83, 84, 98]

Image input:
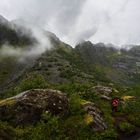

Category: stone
[101, 95, 112, 101]
[0, 89, 69, 126]
[82, 102, 107, 132]
[91, 86, 113, 96]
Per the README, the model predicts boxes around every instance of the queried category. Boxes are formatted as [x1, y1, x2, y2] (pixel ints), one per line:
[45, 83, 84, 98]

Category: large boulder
[82, 101, 107, 132]
[91, 86, 113, 96]
[0, 89, 69, 125]
[91, 86, 119, 101]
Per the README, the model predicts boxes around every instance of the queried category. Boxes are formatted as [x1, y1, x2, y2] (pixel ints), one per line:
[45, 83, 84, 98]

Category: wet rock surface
[91, 86, 114, 96]
[91, 86, 119, 101]
[83, 102, 107, 132]
[0, 89, 69, 125]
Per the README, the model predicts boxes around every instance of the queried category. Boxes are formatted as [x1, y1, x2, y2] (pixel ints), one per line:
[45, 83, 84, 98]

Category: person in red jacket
[111, 98, 119, 112]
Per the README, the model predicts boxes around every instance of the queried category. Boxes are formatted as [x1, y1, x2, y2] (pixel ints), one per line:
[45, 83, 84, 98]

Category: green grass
[118, 122, 136, 136]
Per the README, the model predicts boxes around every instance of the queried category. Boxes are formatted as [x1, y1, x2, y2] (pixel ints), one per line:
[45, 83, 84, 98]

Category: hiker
[111, 98, 119, 112]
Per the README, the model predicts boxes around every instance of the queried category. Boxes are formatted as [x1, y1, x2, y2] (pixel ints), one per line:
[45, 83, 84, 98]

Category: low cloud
[0, 24, 52, 62]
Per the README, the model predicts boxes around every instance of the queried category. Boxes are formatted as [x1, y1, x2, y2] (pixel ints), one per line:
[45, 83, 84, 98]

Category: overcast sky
[0, 0, 140, 46]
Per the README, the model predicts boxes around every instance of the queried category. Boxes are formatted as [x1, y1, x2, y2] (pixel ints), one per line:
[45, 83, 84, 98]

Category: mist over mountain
[0, 14, 140, 88]
[0, 15, 53, 62]
[0, 16, 35, 47]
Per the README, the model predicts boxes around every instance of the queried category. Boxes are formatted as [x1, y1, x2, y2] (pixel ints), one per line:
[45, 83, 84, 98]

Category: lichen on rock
[0, 89, 69, 126]
[82, 101, 108, 132]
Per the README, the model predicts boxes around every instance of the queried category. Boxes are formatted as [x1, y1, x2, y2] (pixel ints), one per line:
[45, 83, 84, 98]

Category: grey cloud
[0, 0, 140, 47]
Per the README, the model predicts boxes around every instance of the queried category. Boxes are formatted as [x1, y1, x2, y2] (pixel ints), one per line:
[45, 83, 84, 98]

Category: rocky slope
[0, 89, 107, 132]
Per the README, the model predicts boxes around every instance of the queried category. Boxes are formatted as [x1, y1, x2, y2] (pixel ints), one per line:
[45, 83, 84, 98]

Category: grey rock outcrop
[91, 86, 114, 96]
[83, 102, 107, 132]
[0, 89, 69, 126]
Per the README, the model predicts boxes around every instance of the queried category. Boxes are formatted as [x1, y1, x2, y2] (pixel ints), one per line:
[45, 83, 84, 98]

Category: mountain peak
[0, 15, 9, 25]
[76, 41, 93, 48]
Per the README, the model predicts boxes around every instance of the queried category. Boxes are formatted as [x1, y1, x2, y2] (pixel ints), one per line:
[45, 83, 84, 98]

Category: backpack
[112, 99, 119, 107]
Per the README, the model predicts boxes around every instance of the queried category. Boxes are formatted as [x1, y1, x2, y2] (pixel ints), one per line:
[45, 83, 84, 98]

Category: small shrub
[128, 114, 140, 127]
[0, 121, 16, 140]
[18, 73, 48, 91]
[84, 114, 93, 125]
[118, 122, 136, 136]
[98, 129, 118, 140]
[69, 94, 85, 115]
